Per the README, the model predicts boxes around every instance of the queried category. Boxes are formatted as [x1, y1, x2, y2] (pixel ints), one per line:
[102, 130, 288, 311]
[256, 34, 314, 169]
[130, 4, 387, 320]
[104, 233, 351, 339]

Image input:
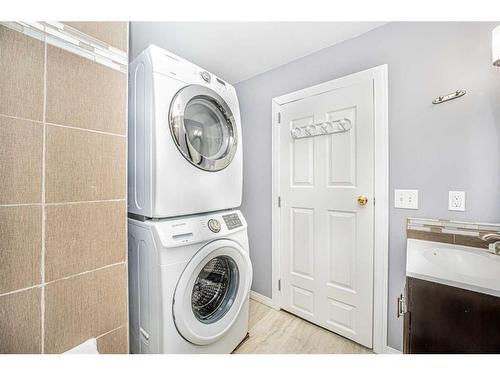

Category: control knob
[207, 219, 221, 233]
[200, 71, 211, 83]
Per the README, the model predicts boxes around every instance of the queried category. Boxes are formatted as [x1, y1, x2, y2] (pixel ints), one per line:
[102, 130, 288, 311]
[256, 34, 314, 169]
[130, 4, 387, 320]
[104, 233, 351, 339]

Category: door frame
[271, 64, 389, 354]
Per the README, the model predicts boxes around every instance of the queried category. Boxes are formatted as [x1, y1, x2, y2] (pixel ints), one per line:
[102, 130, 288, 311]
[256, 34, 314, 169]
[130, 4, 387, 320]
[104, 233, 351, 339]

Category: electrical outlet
[448, 191, 465, 211]
[394, 189, 419, 209]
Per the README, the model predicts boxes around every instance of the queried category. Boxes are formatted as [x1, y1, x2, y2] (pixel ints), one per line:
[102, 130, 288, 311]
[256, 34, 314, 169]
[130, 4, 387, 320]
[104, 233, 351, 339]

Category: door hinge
[277, 196, 281, 208]
[397, 293, 407, 318]
[277, 112, 281, 124]
[278, 279, 281, 291]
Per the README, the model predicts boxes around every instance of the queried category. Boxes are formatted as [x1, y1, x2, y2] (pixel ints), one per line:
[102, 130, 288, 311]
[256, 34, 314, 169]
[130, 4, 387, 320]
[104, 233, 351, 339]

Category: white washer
[128, 45, 243, 219]
[128, 210, 252, 354]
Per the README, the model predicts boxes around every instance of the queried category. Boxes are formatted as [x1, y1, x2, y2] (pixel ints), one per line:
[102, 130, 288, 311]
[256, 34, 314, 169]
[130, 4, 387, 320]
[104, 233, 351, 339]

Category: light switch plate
[448, 191, 465, 211]
[394, 189, 419, 209]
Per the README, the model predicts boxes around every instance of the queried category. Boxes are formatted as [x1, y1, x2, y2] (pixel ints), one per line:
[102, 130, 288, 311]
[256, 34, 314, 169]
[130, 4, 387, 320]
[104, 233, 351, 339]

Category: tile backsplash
[407, 217, 500, 249]
[0, 22, 128, 354]
[46, 45, 127, 134]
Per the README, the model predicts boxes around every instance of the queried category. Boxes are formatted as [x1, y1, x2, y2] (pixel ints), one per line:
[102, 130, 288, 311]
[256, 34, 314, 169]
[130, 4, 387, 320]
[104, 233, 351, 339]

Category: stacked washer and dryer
[127, 45, 252, 354]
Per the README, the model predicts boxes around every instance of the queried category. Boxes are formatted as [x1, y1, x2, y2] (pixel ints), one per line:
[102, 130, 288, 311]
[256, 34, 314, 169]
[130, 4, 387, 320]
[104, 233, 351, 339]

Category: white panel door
[279, 79, 374, 348]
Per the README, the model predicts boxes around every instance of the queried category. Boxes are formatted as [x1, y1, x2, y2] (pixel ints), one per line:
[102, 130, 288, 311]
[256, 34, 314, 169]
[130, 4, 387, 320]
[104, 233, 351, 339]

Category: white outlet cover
[394, 189, 419, 210]
[448, 191, 465, 211]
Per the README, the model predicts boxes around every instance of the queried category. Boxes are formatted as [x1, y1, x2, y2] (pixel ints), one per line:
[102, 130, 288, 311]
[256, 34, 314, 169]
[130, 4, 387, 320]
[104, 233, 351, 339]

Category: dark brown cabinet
[403, 277, 500, 353]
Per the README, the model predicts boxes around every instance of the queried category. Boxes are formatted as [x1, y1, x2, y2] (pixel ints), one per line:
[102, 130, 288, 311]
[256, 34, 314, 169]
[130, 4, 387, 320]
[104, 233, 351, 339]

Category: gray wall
[235, 22, 500, 351]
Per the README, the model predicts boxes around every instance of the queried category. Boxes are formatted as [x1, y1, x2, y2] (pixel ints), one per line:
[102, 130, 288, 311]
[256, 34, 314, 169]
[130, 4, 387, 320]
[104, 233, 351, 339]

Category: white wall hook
[290, 118, 352, 139]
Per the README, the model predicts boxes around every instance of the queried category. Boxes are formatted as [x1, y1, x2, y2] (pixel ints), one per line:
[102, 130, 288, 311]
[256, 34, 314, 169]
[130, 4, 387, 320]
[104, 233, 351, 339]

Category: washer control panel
[153, 210, 246, 248]
[207, 218, 221, 233]
[222, 213, 243, 230]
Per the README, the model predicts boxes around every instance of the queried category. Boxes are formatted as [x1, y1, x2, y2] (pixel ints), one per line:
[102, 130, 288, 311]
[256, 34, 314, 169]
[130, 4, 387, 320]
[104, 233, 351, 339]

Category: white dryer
[128, 210, 252, 354]
[128, 45, 243, 219]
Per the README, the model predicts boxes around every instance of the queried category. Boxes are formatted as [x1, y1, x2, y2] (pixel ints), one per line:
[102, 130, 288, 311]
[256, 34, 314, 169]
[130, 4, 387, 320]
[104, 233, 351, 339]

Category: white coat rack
[290, 118, 352, 139]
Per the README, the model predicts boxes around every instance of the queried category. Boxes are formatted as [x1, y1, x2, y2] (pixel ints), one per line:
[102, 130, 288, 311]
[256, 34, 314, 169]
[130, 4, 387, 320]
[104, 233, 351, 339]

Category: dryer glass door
[173, 239, 252, 346]
[170, 85, 238, 172]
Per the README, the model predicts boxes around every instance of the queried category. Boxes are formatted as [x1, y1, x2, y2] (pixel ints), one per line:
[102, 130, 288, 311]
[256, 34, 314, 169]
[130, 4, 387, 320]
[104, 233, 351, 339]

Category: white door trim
[271, 64, 389, 354]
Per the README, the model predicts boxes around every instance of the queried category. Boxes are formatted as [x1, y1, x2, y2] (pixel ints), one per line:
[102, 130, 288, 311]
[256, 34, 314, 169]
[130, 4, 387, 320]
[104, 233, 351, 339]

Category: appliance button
[207, 219, 221, 233]
[200, 71, 211, 83]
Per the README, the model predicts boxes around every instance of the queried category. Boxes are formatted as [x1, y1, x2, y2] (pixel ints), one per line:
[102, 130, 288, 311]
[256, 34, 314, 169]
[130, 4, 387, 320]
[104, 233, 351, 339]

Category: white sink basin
[407, 239, 500, 297]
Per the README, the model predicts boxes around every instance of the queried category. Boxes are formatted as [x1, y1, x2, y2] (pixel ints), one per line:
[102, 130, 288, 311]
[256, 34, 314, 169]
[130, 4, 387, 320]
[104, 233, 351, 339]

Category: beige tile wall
[46, 46, 127, 135]
[0, 26, 44, 120]
[0, 23, 128, 354]
[45, 125, 126, 203]
[0, 206, 42, 294]
[0, 288, 42, 353]
[0, 117, 43, 204]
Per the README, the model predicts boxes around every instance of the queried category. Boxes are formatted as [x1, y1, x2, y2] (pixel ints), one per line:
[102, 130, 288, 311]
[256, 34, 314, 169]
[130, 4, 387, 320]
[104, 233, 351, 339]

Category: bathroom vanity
[403, 239, 500, 353]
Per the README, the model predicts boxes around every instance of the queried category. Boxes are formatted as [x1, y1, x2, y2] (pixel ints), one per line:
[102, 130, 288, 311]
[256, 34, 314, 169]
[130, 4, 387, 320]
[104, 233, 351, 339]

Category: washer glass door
[170, 85, 238, 172]
[192, 256, 239, 324]
[173, 239, 252, 345]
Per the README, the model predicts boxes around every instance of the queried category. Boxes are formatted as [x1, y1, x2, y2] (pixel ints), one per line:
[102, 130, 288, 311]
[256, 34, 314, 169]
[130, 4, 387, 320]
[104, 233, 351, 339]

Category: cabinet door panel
[406, 277, 500, 354]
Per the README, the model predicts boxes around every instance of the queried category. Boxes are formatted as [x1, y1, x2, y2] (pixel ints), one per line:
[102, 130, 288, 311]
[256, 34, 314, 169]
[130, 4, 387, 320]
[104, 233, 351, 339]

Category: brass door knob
[357, 195, 368, 206]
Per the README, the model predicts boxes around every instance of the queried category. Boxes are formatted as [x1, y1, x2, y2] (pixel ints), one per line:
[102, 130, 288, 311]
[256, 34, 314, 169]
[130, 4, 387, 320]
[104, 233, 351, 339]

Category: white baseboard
[249, 290, 275, 308]
[384, 345, 403, 354]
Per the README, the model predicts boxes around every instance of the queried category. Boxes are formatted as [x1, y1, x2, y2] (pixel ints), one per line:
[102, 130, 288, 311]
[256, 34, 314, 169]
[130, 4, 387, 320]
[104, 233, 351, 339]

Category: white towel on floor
[63, 338, 99, 354]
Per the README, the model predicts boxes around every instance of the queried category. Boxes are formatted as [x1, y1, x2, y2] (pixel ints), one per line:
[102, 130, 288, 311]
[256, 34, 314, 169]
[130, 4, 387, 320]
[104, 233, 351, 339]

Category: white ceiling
[129, 22, 386, 84]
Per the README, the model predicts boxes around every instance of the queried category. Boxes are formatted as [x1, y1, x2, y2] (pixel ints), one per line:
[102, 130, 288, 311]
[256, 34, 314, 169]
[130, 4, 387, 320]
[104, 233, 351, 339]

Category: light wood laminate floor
[234, 299, 372, 354]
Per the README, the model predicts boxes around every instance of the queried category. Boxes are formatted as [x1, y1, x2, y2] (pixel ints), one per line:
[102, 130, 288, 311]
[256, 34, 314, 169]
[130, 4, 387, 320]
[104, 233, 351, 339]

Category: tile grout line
[45, 198, 126, 206]
[0, 114, 127, 138]
[43, 261, 127, 287]
[0, 199, 126, 208]
[0, 284, 42, 298]
[0, 203, 43, 207]
[0, 113, 44, 124]
[95, 323, 127, 340]
[40, 37, 47, 354]
[0, 261, 127, 298]
[46, 121, 127, 138]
